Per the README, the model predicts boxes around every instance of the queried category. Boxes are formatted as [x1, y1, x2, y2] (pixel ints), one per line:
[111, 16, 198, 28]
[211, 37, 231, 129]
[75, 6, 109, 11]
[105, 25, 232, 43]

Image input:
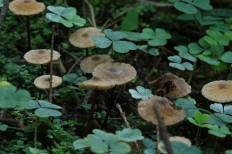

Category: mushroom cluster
[24, 49, 62, 98]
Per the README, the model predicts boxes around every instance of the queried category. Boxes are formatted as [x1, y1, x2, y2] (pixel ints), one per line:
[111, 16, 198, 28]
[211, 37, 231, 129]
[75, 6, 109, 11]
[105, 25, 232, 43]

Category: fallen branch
[84, 0, 97, 27]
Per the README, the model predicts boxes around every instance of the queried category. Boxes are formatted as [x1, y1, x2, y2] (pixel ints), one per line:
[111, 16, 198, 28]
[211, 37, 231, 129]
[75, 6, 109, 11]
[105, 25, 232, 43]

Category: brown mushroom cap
[9, 0, 45, 16]
[149, 73, 191, 99]
[158, 136, 192, 154]
[34, 75, 62, 90]
[79, 76, 115, 90]
[201, 80, 232, 103]
[80, 54, 114, 73]
[69, 27, 105, 48]
[24, 49, 60, 65]
[92, 62, 137, 86]
[137, 96, 186, 126]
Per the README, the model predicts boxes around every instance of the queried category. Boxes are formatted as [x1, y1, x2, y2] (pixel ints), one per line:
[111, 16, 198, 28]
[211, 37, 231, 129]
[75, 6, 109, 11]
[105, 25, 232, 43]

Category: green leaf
[116, 128, 144, 142]
[203, 36, 218, 45]
[148, 38, 167, 46]
[174, 45, 188, 53]
[47, 6, 66, 16]
[221, 51, 232, 63]
[34, 108, 62, 117]
[63, 74, 87, 85]
[93, 129, 121, 145]
[169, 63, 185, 71]
[174, 2, 198, 14]
[104, 29, 128, 41]
[121, 8, 138, 31]
[37, 100, 62, 109]
[0, 0, 3, 7]
[85, 134, 108, 153]
[211, 62, 227, 71]
[178, 50, 196, 62]
[168, 55, 182, 63]
[155, 28, 171, 39]
[124, 32, 142, 41]
[113, 41, 137, 53]
[225, 31, 232, 40]
[129, 86, 153, 99]
[215, 113, 232, 123]
[63, 14, 86, 27]
[29, 147, 49, 154]
[59, 18, 73, 28]
[109, 142, 131, 154]
[27, 100, 40, 109]
[143, 138, 157, 149]
[192, 0, 212, 10]
[182, 62, 194, 71]
[198, 55, 220, 65]
[194, 112, 210, 125]
[140, 28, 155, 40]
[0, 85, 30, 109]
[0, 122, 8, 131]
[73, 139, 88, 149]
[224, 105, 232, 116]
[226, 150, 232, 154]
[46, 13, 63, 23]
[188, 43, 203, 54]
[148, 48, 159, 56]
[174, 98, 199, 117]
[91, 35, 112, 48]
[210, 103, 223, 114]
[206, 30, 230, 46]
[145, 149, 156, 154]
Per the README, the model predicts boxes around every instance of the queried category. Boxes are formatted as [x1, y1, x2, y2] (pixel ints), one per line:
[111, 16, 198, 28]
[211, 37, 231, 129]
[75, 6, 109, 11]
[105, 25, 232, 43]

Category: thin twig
[152, 103, 173, 154]
[49, 25, 55, 103]
[116, 103, 141, 154]
[84, 0, 97, 27]
[67, 56, 83, 74]
[56, 45, 78, 60]
[0, 0, 9, 31]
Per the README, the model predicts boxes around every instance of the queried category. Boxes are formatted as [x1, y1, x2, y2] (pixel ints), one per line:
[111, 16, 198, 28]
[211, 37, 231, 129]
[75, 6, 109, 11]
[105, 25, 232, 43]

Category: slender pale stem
[34, 116, 39, 148]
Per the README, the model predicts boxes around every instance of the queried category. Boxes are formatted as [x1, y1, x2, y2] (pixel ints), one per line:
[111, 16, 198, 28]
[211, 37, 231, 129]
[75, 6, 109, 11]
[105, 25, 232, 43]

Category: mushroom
[9, 0, 45, 50]
[80, 54, 114, 74]
[158, 136, 192, 154]
[79, 62, 137, 132]
[201, 80, 232, 103]
[137, 96, 186, 126]
[149, 73, 191, 99]
[69, 27, 105, 55]
[34, 75, 62, 90]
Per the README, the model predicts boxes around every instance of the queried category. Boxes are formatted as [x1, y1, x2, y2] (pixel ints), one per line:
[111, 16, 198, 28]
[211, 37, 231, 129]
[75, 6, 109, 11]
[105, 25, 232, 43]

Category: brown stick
[116, 103, 141, 154]
[152, 103, 173, 154]
[49, 25, 55, 103]
[0, 117, 24, 128]
[0, 0, 9, 31]
[83, 0, 97, 27]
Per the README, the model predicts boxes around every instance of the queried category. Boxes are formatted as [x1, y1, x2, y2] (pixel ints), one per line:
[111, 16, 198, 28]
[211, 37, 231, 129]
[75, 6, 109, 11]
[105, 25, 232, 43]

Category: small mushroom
[9, 0, 46, 50]
[149, 73, 191, 99]
[24, 49, 60, 65]
[34, 75, 62, 90]
[201, 80, 232, 103]
[9, 0, 45, 16]
[137, 96, 186, 126]
[69, 27, 104, 55]
[80, 54, 114, 73]
[158, 136, 192, 154]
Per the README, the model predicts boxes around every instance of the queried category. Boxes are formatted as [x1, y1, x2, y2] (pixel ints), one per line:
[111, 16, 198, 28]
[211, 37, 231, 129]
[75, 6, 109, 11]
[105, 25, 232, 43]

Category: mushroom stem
[26, 16, 32, 50]
[101, 87, 116, 129]
[85, 90, 99, 135]
[34, 116, 39, 148]
[86, 48, 89, 56]
[156, 125, 159, 153]
[57, 59, 66, 74]
[152, 102, 173, 154]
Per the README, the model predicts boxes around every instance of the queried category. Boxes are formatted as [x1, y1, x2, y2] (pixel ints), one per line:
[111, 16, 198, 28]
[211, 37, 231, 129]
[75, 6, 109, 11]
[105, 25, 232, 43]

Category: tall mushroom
[69, 27, 105, 56]
[9, 0, 45, 50]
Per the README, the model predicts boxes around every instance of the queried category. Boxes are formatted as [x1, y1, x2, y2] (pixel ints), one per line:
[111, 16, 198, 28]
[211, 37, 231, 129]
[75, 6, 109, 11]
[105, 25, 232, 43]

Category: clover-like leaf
[169, 63, 185, 71]
[116, 128, 144, 142]
[188, 112, 210, 127]
[168, 55, 182, 63]
[210, 103, 223, 114]
[85, 134, 108, 153]
[188, 43, 203, 55]
[182, 62, 194, 71]
[221, 51, 232, 63]
[198, 55, 220, 65]
[208, 125, 231, 138]
[91, 35, 112, 48]
[109, 142, 131, 154]
[129, 86, 153, 99]
[174, 2, 198, 14]
[73, 139, 89, 149]
[34, 108, 62, 118]
[174, 98, 199, 117]
[224, 105, 232, 116]
[63, 74, 87, 85]
[104, 29, 128, 41]
[63, 14, 86, 27]
[113, 41, 137, 53]
[0, 85, 30, 109]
